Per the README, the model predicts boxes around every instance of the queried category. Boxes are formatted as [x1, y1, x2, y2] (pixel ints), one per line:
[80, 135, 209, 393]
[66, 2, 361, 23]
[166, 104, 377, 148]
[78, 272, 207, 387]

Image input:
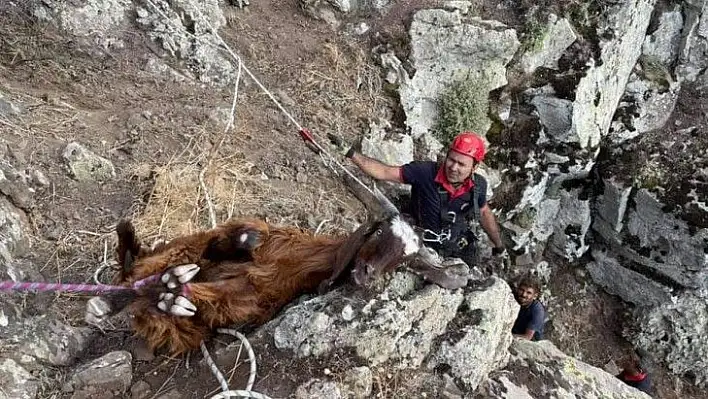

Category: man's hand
[328, 133, 362, 159]
[492, 246, 511, 270]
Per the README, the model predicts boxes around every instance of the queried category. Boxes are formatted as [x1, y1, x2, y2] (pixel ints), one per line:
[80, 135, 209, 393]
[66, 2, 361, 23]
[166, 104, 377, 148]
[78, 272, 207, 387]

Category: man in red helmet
[344, 131, 505, 266]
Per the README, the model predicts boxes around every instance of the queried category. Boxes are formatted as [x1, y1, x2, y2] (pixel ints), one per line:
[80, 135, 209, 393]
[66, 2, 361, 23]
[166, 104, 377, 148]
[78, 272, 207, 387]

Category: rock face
[33, 0, 132, 52]
[481, 339, 653, 398]
[629, 290, 708, 387]
[399, 8, 519, 139]
[428, 278, 519, 390]
[270, 271, 465, 368]
[136, 0, 235, 85]
[571, 0, 657, 149]
[519, 14, 577, 74]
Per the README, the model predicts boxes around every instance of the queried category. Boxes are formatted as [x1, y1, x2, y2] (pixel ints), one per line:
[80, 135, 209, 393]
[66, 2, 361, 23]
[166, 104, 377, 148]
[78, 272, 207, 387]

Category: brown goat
[86, 214, 421, 355]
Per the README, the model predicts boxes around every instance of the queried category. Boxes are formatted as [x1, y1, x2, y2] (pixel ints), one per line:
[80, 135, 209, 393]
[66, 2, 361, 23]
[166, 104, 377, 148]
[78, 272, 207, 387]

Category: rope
[144, 0, 377, 198]
[0, 274, 160, 294]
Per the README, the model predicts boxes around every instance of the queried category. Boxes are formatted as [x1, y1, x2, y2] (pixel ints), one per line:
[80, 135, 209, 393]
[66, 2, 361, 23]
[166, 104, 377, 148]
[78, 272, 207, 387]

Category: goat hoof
[157, 293, 196, 317]
[85, 297, 112, 325]
[172, 263, 200, 283]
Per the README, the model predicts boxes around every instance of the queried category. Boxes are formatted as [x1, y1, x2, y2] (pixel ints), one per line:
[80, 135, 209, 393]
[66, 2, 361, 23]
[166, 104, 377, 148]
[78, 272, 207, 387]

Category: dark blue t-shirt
[400, 161, 487, 232]
[512, 300, 545, 341]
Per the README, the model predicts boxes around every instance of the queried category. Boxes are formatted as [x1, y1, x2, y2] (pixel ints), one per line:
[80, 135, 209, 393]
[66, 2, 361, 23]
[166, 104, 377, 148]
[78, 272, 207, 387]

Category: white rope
[144, 0, 376, 198]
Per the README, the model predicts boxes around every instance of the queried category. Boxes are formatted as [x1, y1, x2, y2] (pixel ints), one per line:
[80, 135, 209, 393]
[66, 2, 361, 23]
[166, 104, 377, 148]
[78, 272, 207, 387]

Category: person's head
[516, 275, 541, 307]
[444, 132, 486, 184]
[619, 353, 644, 375]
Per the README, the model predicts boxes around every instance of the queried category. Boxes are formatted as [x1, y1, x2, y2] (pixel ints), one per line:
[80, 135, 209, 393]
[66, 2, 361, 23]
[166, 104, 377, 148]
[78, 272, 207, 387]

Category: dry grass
[296, 42, 389, 142]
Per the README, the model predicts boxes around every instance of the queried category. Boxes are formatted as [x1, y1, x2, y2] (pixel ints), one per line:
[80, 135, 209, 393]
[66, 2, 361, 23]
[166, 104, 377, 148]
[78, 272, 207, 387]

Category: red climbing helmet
[449, 132, 486, 162]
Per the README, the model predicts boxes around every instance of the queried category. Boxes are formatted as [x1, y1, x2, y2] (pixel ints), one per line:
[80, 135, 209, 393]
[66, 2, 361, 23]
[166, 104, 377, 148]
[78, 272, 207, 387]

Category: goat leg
[85, 290, 138, 326]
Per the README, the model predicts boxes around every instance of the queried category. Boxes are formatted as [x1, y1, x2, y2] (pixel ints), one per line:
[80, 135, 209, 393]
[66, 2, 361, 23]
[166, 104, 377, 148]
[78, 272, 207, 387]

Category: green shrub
[435, 74, 490, 146]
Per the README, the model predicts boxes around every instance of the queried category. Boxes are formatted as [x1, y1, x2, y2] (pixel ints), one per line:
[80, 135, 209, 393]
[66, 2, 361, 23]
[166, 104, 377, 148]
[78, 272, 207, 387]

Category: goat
[86, 192, 424, 355]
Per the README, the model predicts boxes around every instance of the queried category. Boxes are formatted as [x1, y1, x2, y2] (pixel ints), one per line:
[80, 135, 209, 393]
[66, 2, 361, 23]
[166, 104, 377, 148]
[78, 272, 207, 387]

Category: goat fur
[107, 216, 413, 355]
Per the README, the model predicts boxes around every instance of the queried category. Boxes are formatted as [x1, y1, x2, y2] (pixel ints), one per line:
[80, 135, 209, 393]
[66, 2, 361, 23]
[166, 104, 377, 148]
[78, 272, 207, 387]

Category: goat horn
[372, 183, 399, 216]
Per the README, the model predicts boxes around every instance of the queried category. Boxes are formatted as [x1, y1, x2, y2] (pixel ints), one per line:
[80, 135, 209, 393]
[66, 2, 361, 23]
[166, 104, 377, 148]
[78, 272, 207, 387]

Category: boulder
[571, 0, 657, 148]
[520, 14, 577, 74]
[137, 0, 236, 85]
[642, 9, 683, 66]
[295, 366, 372, 399]
[63, 142, 116, 182]
[65, 351, 133, 398]
[629, 290, 708, 387]
[0, 315, 92, 366]
[400, 8, 519, 138]
[0, 197, 28, 270]
[270, 271, 465, 368]
[427, 277, 519, 390]
[482, 339, 653, 398]
[676, 0, 708, 82]
[0, 91, 24, 117]
[586, 250, 671, 306]
[360, 119, 414, 167]
[32, 0, 132, 52]
[0, 358, 39, 399]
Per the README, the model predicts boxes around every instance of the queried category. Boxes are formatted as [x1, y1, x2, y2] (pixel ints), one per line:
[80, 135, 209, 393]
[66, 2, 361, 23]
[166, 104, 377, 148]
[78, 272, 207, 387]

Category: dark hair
[517, 275, 541, 293]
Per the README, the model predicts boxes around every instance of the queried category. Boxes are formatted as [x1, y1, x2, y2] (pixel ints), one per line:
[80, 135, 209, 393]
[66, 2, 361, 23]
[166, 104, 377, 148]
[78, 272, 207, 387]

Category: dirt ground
[1, 0, 706, 398]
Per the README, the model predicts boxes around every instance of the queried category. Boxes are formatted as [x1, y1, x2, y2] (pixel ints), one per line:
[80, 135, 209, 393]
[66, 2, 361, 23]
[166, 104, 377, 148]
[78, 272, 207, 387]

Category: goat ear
[322, 220, 376, 291]
[116, 220, 141, 276]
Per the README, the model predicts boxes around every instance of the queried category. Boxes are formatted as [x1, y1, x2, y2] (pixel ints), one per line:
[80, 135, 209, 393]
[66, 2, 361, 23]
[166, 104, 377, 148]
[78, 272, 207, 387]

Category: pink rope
[0, 274, 161, 295]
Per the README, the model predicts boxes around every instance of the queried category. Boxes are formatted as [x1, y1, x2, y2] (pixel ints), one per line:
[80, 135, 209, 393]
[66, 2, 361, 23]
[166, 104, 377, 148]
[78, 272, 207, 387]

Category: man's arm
[350, 152, 403, 183]
[479, 204, 503, 248]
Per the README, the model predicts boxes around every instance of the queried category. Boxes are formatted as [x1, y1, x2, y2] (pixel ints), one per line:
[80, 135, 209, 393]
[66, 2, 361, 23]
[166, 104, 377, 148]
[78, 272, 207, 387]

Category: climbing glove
[328, 133, 362, 159]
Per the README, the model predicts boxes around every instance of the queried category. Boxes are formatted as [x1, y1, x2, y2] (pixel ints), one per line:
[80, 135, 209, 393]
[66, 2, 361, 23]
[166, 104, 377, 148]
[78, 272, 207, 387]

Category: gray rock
[520, 14, 577, 73]
[270, 271, 464, 367]
[0, 92, 23, 117]
[400, 9, 520, 138]
[594, 178, 633, 233]
[33, 0, 131, 52]
[341, 366, 373, 398]
[295, 379, 342, 399]
[295, 366, 372, 399]
[571, 0, 657, 148]
[484, 339, 652, 398]
[530, 94, 574, 143]
[549, 188, 591, 260]
[0, 162, 35, 210]
[586, 250, 671, 306]
[427, 277, 519, 390]
[66, 351, 133, 397]
[0, 358, 39, 399]
[360, 119, 414, 167]
[130, 381, 152, 399]
[625, 189, 707, 288]
[642, 9, 684, 65]
[611, 74, 679, 143]
[63, 142, 116, 182]
[0, 196, 28, 269]
[677, 1, 708, 82]
[0, 315, 92, 366]
[137, 0, 235, 85]
[630, 290, 708, 387]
